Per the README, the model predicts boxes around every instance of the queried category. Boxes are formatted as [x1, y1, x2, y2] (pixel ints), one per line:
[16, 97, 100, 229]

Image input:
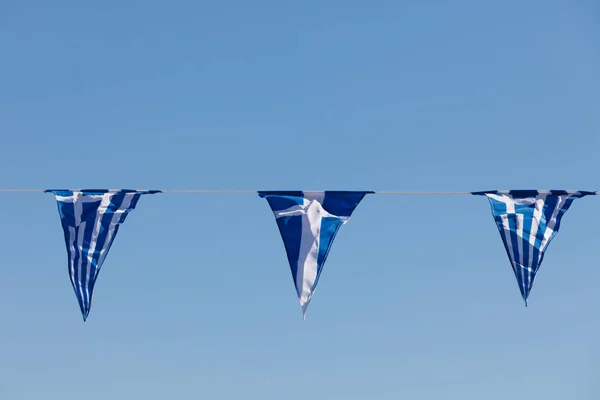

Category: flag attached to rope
[46, 189, 160, 320]
[258, 191, 372, 318]
[473, 190, 594, 305]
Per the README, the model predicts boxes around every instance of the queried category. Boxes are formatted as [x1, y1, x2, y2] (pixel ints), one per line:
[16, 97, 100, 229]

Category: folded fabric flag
[46, 189, 160, 320]
[258, 191, 372, 318]
[473, 190, 595, 304]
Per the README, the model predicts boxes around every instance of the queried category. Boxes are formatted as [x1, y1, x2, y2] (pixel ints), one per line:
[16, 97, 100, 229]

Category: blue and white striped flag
[258, 191, 372, 318]
[473, 190, 595, 304]
[46, 189, 160, 320]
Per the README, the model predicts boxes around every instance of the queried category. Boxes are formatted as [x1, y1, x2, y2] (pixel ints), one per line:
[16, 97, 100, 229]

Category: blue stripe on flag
[321, 191, 372, 217]
[314, 217, 344, 293]
[275, 215, 302, 296]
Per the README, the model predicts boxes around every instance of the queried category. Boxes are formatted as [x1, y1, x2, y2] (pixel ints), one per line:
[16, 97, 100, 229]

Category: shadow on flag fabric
[473, 190, 595, 305]
[46, 189, 161, 321]
[258, 190, 372, 319]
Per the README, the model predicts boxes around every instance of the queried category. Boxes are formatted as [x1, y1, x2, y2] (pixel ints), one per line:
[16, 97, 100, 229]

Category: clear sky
[1, 1, 599, 399]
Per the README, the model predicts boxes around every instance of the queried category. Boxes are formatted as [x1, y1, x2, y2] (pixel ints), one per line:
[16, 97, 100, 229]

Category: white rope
[0, 189, 46, 192]
[0, 189, 595, 195]
[376, 191, 472, 195]
[0, 189, 472, 194]
[164, 190, 475, 195]
[163, 189, 257, 194]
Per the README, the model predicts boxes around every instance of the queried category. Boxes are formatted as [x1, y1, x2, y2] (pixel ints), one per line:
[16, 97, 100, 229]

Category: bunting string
[0, 189, 597, 195]
[0, 188, 597, 321]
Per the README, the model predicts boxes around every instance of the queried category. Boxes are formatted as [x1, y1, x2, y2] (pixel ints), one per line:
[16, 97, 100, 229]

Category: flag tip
[301, 302, 310, 320]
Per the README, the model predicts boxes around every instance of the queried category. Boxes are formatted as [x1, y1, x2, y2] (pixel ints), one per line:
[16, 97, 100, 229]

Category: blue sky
[0, 1, 599, 399]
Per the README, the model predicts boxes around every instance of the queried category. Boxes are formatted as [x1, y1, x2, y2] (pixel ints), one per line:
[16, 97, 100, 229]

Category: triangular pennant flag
[46, 189, 160, 321]
[258, 190, 372, 318]
[473, 190, 595, 304]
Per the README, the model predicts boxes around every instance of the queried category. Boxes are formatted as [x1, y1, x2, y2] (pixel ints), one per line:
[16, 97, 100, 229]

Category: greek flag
[473, 190, 595, 304]
[46, 189, 160, 320]
[259, 190, 372, 318]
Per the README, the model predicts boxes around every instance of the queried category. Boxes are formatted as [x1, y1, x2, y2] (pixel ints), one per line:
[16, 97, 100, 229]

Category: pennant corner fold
[47, 189, 158, 320]
[475, 189, 592, 304]
[259, 190, 372, 317]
